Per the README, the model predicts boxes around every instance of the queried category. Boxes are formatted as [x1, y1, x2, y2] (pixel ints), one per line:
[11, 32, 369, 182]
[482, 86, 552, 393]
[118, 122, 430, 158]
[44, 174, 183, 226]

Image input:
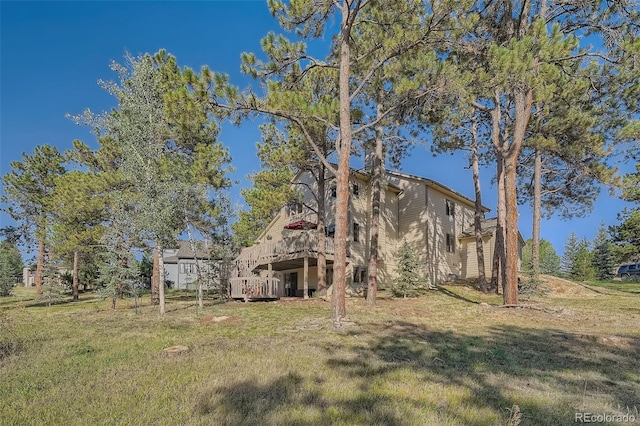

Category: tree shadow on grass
[193, 371, 409, 426]
[190, 321, 639, 425]
[436, 286, 481, 304]
[324, 321, 640, 425]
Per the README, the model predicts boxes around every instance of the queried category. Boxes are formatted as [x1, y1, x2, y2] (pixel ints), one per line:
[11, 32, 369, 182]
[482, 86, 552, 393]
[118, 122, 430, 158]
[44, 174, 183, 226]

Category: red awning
[284, 220, 318, 230]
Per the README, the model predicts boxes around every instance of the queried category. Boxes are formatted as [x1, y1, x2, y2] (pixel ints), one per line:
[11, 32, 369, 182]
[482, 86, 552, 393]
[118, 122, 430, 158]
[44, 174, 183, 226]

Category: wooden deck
[230, 276, 280, 300]
[235, 230, 335, 277]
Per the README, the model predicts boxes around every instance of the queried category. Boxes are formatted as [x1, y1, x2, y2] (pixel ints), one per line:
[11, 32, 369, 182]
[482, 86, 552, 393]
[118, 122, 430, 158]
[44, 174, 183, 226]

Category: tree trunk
[332, 9, 352, 323]
[366, 101, 384, 305]
[503, 153, 519, 305]
[185, 226, 204, 310]
[502, 88, 533, 305]
[35, 238, 44, 296]
[151, 245, 160, 305]
[158, 244, 165, 315]
[532, 148, 542, 281]
[316, 164, 327, 296]
[471, 113, 487, 292]
[72, 250, 79, 302]
[490, 99, 506, 294]
[491, 158, 506, 295]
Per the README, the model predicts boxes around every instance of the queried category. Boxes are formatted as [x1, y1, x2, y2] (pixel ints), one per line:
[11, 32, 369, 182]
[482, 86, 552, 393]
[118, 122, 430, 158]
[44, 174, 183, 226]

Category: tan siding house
[233, 168, 521, 299]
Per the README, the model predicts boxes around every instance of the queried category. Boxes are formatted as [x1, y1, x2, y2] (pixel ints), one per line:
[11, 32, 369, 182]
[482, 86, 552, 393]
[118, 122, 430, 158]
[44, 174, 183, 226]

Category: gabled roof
[460, 218, 499, 237]
[460, 217, 525, 244]
[163, 240, 210, 263]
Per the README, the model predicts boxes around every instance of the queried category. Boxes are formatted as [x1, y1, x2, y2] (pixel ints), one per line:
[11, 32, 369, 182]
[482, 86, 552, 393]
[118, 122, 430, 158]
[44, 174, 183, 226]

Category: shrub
[391, 240, 427, 298]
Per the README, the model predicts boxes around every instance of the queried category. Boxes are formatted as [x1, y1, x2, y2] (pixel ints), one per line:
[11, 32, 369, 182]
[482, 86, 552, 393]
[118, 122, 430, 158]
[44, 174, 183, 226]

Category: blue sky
[0, 1, 635, 260]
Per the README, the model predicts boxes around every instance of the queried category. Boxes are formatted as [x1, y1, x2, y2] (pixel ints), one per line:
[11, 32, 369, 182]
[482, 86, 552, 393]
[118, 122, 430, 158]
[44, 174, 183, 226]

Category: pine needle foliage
[391, 240, 426, 298]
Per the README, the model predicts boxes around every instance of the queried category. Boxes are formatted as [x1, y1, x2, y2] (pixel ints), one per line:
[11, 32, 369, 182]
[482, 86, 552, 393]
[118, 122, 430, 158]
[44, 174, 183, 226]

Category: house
[163, 241, 215, 290]
[459, 217, 524, 279]
[23, 267, 35, 287]
[22, 266, 71, 287]
[232, 167, 523, 299]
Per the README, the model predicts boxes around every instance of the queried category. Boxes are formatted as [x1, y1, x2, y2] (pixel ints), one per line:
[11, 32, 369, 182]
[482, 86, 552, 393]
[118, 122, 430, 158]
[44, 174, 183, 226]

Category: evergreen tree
[209, 0, 459, 321]
[233, 124, 309, 248]
[539, 240, 561, 277]
[560, 232, 580, 279]
[39, 259, 67, 307]
[391, 240, 426, 298]
[572, 238, 595, 281]
[50, 170, 109, 301]
[0, 240, 23, 296]
[447, 1, 638, 305]
[611, 163, 640, 261]
[1, 145, 66, 295]
[592, 223, 615, 280]
[522, 238, 560, 276]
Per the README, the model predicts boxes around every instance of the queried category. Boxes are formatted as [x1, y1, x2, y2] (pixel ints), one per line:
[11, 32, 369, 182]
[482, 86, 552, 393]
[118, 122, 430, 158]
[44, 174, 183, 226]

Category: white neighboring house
[163, 241, 212, 290]
[23, 267, 35, 287]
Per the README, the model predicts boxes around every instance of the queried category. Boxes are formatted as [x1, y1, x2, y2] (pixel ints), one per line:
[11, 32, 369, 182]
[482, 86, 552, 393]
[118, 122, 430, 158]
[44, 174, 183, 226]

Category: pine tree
[522, 238, 561, 276]
[210, 0, 460, 321]
[446, 1, 638, 305]
[560, 232, 580, 279]
[539, 240, 561, 277]
[592, 223, 615, 280]
[611, 164, 640, 262]
[572, 238, 595, 282]
[391, 240, 426, 298]
[50, 171, 109, 301]
[1, 145, 66, 295]
[0, 240, 23, 296]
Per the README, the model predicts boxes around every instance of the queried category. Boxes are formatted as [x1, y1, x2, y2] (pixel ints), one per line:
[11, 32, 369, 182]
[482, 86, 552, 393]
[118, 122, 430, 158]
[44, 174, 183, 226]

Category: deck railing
[234, 230, 335, 276]
[230, 276, 280, 300]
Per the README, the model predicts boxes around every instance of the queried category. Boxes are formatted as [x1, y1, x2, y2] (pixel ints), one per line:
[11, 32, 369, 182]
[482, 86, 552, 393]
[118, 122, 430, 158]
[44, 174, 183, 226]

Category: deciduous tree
[71, 51, 232, 313]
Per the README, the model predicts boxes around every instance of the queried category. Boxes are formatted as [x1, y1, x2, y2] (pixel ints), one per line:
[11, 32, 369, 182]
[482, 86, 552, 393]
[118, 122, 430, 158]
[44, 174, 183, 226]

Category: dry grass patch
[1, 282, 639, 425]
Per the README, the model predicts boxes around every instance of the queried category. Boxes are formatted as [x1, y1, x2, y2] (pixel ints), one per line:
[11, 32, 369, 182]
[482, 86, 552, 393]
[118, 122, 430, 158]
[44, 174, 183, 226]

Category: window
[330, 186, 337, 198]
[326, 224, 335, 238]
[352, 183, 360, 198]
[446, 233, 455, 253]
[180, 263, 194, 274]
[353, 267, 367, 283]
[446, 199, 455, 217]
[286, 201, 303, 217]
[353, 222, 360, 243]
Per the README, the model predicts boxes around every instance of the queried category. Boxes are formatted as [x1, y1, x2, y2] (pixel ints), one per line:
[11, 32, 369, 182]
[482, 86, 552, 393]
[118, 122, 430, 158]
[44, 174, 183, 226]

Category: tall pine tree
[1, 145, 66, 295]
[592, 223, 615, 280]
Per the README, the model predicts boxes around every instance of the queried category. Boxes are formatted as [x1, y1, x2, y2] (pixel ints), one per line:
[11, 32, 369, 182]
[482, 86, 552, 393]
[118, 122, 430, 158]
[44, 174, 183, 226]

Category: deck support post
[303, 256, 309, 299]
[268, 263, 272, 277]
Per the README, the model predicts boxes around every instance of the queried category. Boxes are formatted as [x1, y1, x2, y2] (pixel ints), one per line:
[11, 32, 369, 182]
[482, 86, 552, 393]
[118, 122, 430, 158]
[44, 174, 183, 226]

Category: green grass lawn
[1, 282, 639, 426]
[585, 279, 640, 294]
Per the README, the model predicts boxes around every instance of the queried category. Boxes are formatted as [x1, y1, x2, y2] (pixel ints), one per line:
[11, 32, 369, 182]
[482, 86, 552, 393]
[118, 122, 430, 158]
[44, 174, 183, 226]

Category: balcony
[234, 230, 338, 277]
